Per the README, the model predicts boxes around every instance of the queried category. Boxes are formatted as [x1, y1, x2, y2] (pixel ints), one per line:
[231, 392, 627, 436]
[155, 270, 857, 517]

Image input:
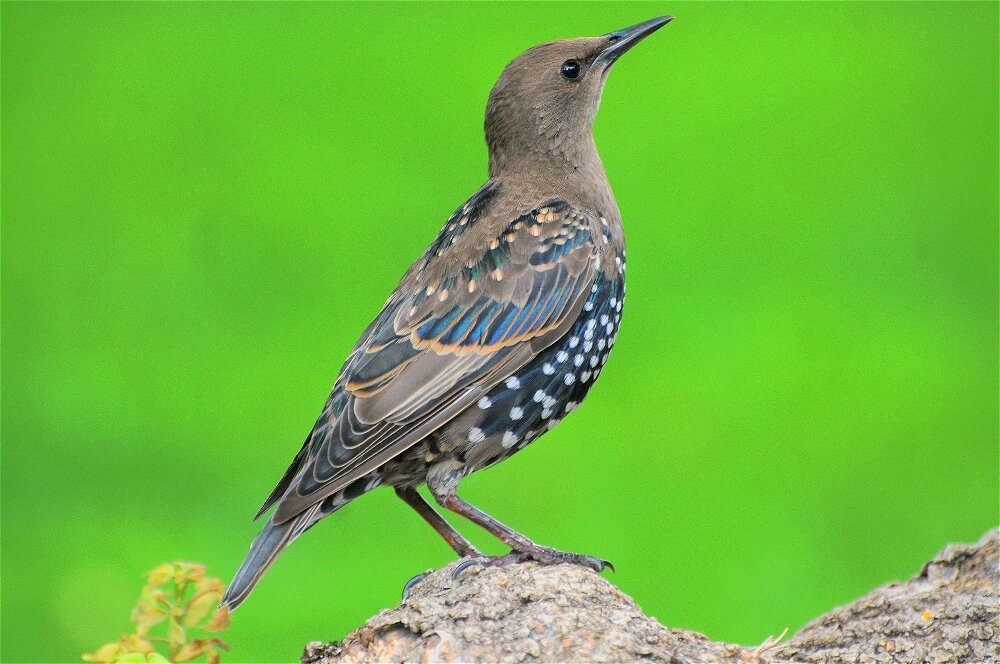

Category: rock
[302, 529, 998, 664]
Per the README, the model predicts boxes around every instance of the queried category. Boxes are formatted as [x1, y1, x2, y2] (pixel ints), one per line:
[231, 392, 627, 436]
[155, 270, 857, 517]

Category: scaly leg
[427, 483, 612, 573]
[395, 486, 481, 558]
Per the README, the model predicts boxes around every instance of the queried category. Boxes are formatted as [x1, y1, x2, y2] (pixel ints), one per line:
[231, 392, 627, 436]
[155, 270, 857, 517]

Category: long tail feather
[221, 504, 320, 611]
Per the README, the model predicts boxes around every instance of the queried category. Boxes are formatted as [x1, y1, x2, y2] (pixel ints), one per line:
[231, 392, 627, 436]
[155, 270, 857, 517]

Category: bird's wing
[265, 191, 599, 524]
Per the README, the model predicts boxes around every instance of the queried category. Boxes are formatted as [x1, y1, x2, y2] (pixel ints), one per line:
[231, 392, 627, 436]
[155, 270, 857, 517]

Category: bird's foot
[452, 546, 613, 579]
[402, 572, 429, 600]
[508, 544, 614, 573]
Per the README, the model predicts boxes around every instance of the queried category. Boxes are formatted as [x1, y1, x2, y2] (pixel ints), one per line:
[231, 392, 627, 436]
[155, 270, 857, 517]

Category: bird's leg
[427, 483, 612, 573]
[394, 486, 481, 558]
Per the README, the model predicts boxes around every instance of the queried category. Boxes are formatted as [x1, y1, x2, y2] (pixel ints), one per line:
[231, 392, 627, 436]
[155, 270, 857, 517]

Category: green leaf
[82, 642, 123, 663]
[167, 617, 186, 647]
[183, 590, 217, 628]
[116, 655, 147, 664]
[145, 564, 174, 589]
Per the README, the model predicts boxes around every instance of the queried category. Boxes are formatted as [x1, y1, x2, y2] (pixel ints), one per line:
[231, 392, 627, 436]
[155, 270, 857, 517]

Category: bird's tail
[221, 503, 321, 611]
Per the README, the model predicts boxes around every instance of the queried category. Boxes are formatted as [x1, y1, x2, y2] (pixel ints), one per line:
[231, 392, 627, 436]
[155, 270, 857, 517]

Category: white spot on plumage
[584, 340, 593, 352]
[590, 356, 599, 368]
[533, 390, 545, 403]
[557, 350, 569, 362]
[565, 401, 579, 413]
[542, 363, 555, 375]
[478, 396, 492, 409]
[598, 339, 606, 351]
[584, 301, 594, 311]
[581, 371, 592, 382]
[510, 406, 524, 420]
[502, 431, 518, 448]
[546, 418, 560, 430]
[564, 373, 576, 385]
[468, 427, 485, 443]
[568, 337, 579, 349]
[574, 354, 584, 367]
[505, 376, 521, 389]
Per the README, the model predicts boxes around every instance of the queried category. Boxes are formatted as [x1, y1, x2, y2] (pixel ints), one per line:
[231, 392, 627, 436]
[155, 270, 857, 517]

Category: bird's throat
[487, 131, 607, 188]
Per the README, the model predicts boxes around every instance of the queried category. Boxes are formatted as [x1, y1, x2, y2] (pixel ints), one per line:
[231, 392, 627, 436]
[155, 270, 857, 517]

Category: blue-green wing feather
[263, 197, 598, 524]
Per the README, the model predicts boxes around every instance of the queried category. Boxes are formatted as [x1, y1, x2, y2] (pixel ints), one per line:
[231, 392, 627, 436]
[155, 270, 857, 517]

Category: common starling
[222, 16, 672, 610]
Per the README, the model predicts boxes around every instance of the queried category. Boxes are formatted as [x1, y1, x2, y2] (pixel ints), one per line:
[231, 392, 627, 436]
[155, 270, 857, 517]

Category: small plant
[83, 562, 231, 663]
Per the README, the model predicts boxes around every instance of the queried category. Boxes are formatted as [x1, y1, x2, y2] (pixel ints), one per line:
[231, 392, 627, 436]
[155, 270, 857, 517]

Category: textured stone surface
[302, 529, 997, 664]
[772, 528, 999, 663]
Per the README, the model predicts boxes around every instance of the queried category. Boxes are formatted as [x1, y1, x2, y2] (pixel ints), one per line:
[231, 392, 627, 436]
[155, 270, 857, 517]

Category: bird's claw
[449, 548, 614, 577]
[402, 572, 429, 600]
[552, 551, 613, 574]
[514, 547, 614, 574]
[452, 557, 489, 579]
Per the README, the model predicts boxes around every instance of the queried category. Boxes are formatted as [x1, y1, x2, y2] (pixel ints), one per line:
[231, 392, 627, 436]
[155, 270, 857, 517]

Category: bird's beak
[592, 16, 673, 70]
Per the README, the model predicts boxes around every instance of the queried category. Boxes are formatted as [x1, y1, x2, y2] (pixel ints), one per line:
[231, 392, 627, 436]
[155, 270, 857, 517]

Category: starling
[222, 16, 672, 611]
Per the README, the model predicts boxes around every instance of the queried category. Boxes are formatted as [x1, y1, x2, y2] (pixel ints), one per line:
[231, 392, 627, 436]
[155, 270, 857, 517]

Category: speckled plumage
[223, 16, 670, 611]
[382, 202, 625, 487]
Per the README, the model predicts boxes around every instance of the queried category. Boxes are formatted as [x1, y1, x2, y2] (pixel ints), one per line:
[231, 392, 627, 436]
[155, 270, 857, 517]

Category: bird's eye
[560, 60, 582, 80]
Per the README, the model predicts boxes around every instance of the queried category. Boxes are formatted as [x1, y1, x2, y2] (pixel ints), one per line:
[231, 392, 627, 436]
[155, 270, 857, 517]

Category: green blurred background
[2, 2, 997, 662]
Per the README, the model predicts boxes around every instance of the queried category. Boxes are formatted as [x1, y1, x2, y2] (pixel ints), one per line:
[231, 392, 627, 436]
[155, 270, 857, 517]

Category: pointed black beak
[593, 16, 673, 69]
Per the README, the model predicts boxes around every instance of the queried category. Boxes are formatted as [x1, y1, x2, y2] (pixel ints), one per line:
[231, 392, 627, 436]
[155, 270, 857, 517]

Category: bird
[222, 15, 672, 611]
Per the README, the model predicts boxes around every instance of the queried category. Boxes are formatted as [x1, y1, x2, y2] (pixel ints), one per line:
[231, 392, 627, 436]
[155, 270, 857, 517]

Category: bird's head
[485, 16, 672, 178]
